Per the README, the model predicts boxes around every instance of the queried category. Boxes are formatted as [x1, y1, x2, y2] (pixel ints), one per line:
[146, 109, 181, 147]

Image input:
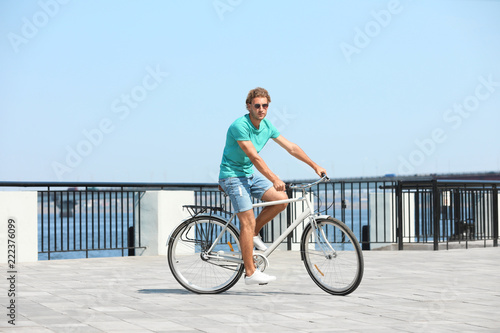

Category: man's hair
[245, 87, 271, 105]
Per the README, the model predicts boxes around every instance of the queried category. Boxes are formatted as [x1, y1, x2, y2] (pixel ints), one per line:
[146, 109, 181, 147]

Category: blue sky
[1, 0, 499, 183]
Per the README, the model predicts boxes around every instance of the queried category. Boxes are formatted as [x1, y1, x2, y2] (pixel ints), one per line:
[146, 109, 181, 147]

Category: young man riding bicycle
[218, 87, 326, 285]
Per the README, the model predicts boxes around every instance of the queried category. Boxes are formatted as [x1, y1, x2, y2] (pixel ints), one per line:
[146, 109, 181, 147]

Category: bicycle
[167, 175, 364, 295]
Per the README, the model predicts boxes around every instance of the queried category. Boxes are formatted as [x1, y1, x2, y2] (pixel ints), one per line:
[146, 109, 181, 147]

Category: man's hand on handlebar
[314, 166, 328, 179]
[273, 179, 286, 192]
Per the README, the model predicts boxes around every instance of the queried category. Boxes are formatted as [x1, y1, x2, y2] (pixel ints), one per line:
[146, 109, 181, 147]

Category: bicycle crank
[253, 253, 269, 272]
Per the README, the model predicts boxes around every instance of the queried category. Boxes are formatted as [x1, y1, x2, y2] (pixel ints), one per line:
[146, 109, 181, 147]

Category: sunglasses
[253, 104, 269, 109]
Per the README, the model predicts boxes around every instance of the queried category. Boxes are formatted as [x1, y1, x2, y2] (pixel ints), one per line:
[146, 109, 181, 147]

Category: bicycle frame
[205, 189, 318, 263]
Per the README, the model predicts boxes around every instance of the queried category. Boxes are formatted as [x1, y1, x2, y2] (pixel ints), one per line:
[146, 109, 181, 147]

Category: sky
[1, 0, 499, 183]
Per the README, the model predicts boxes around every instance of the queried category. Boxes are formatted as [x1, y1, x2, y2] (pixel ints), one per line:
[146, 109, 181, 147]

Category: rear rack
[183, 205, 231, 218]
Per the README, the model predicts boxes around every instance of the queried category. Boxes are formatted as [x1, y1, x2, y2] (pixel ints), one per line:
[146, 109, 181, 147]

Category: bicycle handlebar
[288, 174, 330, 190]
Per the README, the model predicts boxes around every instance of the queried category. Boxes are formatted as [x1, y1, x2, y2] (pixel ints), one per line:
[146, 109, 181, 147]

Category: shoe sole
[244, 282, 269, 286]
[245, 279, 275, 285]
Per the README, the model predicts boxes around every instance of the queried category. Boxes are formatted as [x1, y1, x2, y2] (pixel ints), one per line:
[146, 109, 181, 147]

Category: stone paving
[1, 247, 499, 332]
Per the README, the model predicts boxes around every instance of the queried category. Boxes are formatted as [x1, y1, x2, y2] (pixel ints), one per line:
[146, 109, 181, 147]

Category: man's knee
[276, 192, 288, 211]
[261, 188, 289, 212]
[238, 210, 256, 230]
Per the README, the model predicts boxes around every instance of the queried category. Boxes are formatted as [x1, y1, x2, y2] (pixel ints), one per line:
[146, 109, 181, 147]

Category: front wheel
[167, 216, 244, 294]
[301, 217, 364, 295]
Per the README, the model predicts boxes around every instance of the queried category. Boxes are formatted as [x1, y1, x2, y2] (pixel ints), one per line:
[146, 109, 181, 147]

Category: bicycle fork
[309, 216, 338, 259]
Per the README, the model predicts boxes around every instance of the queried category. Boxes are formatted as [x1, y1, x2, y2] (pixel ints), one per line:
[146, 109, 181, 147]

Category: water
[38, 212, 134, 260]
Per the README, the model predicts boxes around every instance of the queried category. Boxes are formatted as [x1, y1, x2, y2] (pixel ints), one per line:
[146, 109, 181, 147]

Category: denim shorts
[218, 173, 273, 213]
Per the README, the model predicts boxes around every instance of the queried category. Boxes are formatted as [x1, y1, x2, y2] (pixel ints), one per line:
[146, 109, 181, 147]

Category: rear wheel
[301, 217, 364, 295]
[167, 216, 244, 294]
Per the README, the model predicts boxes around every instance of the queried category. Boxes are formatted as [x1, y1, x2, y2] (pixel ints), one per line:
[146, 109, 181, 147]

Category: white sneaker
[244, 269, 276, 285]
[253, 235, 268, 251]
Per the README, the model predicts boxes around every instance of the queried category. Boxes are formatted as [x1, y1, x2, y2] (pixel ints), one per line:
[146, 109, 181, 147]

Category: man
[218, 87, 326, 285]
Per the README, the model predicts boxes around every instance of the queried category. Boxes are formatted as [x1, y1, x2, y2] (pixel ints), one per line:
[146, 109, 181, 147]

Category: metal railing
[193, 178, 499, 250]
[1, 182, 170, 260]
[193, 180, 400, 249]
[38, 189, 143, 259]
[0, 181, 214, 260]
[396, 180, 499, 250]
[1, 178, 498, 260]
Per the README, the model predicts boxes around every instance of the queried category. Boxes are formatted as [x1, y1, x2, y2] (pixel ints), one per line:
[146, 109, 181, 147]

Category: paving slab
[1, 247, 499, 332]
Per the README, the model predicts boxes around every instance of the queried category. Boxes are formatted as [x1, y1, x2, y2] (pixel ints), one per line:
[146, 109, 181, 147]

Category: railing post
[341, 181, 346, 223]
[286, 185, 293, 251]
[396, 181, 403, 250]
[128, 226, 135, 256]
[48, 188, 52, 260]
[493, 185, 498, 247]
[432, 180, 440, 251]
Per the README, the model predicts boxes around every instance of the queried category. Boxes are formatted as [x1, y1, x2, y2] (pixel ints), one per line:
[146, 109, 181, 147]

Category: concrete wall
[135, 190, 194, 256]
[0, 191, 38, 263]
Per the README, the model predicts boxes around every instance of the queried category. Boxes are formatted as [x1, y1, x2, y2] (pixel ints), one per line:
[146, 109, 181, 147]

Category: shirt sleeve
[268, 121, 280, 139]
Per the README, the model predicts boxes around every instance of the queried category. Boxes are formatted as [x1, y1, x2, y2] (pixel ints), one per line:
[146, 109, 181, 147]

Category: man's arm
[237, 140, 286, 191]
[273, 135, 327, 177]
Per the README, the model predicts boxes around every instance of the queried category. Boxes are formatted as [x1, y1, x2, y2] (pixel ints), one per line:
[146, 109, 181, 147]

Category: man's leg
[254, 187, 288, 236]
[237, 209, 258, 276]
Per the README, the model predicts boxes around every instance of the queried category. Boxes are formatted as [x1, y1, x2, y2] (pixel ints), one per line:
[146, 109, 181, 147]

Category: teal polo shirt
[219, 114, 280, 179]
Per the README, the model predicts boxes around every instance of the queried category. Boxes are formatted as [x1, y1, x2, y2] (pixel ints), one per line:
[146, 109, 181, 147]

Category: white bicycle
[167, 175, 364, 295]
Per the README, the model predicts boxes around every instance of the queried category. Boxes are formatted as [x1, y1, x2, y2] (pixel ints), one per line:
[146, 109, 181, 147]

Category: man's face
[248, 97, 269, 122]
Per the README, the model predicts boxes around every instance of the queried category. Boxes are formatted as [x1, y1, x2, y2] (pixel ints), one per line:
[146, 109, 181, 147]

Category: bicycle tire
[167, 216, 244, 294]
[301, 217, 364, 296]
